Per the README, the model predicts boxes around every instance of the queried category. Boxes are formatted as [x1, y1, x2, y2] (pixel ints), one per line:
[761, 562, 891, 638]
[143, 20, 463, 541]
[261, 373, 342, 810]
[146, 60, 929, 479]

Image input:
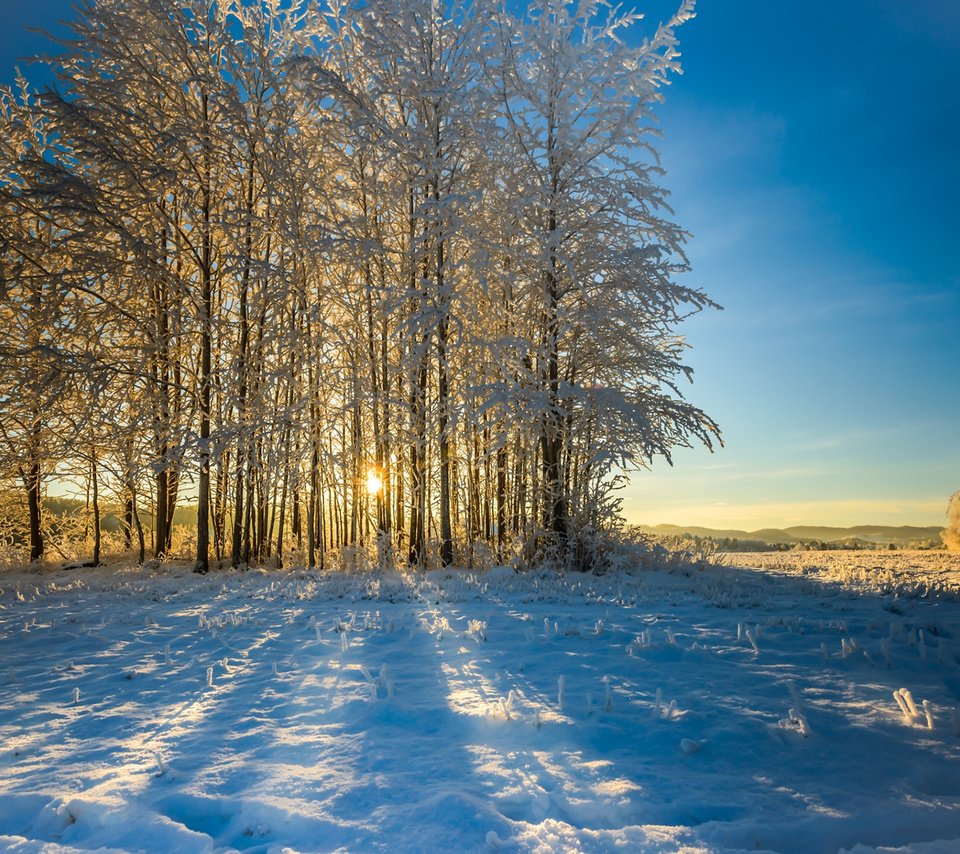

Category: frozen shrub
[942, 491, 960, 551]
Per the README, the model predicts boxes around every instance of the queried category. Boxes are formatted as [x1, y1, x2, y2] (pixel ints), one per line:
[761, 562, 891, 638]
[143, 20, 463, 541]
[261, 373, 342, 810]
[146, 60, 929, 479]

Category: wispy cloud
[783, 427, 904, 455]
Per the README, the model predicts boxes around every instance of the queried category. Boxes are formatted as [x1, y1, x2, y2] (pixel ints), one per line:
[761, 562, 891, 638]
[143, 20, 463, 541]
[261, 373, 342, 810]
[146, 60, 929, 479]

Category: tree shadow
[2, 563, 959, 852]
[411, 563, 960, 852]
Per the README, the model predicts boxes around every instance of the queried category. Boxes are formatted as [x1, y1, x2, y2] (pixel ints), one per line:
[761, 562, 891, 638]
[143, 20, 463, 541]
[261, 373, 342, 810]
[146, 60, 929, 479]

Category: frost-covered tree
[0, 0, 719, 569]
[0, 82, 80, 562]
[487, 0, 719, 556]
[943, 491, 960, 552]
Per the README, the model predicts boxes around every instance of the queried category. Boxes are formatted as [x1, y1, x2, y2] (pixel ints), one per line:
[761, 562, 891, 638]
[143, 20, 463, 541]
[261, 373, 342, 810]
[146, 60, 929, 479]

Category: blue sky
[2, 0, 957, 530]
[619, 0, 960, 529]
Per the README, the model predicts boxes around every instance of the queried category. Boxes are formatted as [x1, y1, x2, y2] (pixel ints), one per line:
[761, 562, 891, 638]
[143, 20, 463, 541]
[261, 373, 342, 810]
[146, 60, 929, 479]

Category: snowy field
[1, 553, 960, 853]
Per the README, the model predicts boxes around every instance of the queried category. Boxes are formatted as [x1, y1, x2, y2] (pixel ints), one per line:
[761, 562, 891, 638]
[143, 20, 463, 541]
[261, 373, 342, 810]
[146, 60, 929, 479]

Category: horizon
[637, 519, 945, 533]
[624, 493, 951, 532]
[625, 501, 951, 532]
[44, 481, 947, 534]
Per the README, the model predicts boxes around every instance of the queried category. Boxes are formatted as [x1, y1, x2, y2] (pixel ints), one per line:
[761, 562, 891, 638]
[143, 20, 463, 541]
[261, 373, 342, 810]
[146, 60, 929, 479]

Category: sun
[366, 469, 383, 495]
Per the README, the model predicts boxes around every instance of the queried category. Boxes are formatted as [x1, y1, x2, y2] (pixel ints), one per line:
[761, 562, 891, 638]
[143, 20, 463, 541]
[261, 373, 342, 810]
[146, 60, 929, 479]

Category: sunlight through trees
[0, 0, 718, 571]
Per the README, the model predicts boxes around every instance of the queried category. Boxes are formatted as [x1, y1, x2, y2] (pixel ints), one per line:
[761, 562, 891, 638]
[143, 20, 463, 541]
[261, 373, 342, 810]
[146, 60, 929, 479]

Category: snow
[1, 552, 959, 853]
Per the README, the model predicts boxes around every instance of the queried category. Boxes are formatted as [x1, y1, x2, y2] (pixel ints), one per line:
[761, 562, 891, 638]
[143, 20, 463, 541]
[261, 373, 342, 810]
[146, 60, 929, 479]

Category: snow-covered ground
[1, 552, 959, 853]
[719, 550, 960, 598]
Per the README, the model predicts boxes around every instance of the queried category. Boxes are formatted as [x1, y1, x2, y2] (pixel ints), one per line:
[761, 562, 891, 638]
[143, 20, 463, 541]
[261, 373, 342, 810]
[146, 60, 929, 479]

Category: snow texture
[1, 552, 959, 853]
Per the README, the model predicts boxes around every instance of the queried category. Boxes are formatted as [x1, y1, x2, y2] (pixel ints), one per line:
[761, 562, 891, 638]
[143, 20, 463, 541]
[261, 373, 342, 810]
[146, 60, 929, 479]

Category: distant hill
[782, 525, 943, 545]
[635, 523, 944, 550]
[43, 496, 196, 530]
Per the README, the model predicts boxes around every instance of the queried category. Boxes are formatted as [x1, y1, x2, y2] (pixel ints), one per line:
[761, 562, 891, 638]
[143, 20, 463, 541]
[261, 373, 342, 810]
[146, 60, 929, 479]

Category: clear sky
[620, 0, 960, 530]
[2, 0, 958, 531]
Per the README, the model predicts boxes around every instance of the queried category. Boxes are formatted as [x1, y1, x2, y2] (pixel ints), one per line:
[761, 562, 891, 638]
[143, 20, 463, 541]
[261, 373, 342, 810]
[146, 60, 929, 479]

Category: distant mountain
[635, 523, 944, 549]
[782, 525, 943, 545]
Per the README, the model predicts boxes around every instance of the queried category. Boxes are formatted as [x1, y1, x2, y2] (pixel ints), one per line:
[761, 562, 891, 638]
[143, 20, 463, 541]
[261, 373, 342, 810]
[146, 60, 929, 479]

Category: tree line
[0, 0, 718, 571]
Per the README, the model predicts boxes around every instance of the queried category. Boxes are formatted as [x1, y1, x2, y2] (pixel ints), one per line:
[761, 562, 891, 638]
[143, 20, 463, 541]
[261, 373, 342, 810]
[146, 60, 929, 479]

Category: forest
[0, 0, 718, 572]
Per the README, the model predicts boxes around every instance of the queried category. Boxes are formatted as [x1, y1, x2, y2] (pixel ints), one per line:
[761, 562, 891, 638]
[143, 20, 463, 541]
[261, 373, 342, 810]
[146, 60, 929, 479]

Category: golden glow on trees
[0, 0, 717, 571]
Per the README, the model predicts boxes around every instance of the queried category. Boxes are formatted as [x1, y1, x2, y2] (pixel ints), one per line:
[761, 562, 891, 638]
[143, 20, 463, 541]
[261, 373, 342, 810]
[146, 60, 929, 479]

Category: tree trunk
[123, 494, 133, 551]
[435, 181, 453, 565]
[155, 466, 169, 558]
[132, 490, 145, 566]
[26, 460, 43, 563]
[541, 184, 569, 544]
[409, 352, 428, 566]
[437, 315, 453, 567]
[91, 452, 101, 565]
[496, 442, 507, 562]
[232, 151, 255, 567]
[195, 90, 213, 575]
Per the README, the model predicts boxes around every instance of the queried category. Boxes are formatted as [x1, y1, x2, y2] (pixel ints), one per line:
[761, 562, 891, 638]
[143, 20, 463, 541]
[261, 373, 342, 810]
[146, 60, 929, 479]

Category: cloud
[784, 428, 904, 455]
